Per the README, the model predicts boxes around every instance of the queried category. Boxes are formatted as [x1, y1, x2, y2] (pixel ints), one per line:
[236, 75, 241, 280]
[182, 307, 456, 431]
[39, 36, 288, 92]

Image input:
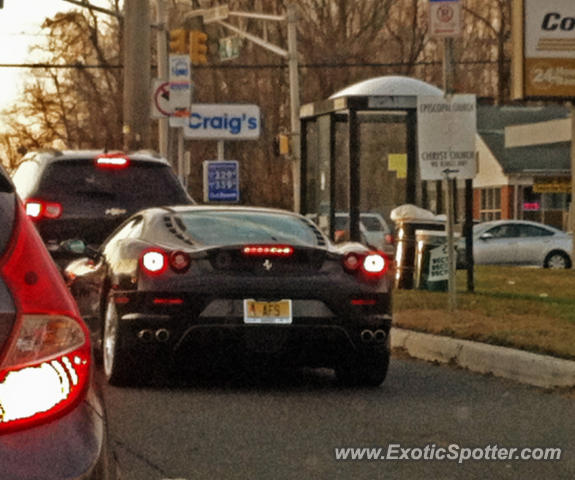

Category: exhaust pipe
[374, 329, 387, 343]
[155, 328, 170, 343]
[138, 329, 154, 343]
[360, 329, 374, 343]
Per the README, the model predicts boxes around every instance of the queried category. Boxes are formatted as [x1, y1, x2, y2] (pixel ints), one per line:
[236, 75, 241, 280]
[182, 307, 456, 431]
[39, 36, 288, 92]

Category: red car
[0, 163, 117, 479]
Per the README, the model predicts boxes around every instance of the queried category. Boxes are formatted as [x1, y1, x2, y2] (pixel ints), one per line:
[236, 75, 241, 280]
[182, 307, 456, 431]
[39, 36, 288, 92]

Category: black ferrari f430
[64, 206, 394, 387]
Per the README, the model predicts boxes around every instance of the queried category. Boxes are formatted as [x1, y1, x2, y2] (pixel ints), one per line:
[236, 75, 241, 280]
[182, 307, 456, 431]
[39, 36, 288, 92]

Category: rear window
[360, 215, 384, 232]
[38, 160, 189, 208]
[174, 211, 321, 246]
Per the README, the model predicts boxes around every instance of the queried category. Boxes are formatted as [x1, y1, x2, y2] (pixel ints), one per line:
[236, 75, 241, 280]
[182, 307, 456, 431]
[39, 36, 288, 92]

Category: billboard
[512, 0, 575, 99]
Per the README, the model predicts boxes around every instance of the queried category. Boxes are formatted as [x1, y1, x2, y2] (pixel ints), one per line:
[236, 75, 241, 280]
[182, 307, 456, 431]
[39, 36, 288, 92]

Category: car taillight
[362, 253, 387, 275]
[385, 233, 394, 246]
[140, 249, 168, 275]
[343, 251, 390, 279]
[24, 199, 62, 220]
[140, 249, 192, 276]
[95, 153, 130, 169]
[170, 250, 191, 272]
[0, 203, 90, 433]
[242, 245, 294, 257]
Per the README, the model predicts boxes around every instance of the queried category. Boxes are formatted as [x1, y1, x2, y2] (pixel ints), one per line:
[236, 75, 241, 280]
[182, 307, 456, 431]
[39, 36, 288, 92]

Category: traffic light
[169, 28, 188, 54]
[189, 30, 208, 65]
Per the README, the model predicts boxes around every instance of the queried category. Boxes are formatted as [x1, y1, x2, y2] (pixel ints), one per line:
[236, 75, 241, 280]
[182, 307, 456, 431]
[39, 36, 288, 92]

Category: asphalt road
[101, 356, 575, 480]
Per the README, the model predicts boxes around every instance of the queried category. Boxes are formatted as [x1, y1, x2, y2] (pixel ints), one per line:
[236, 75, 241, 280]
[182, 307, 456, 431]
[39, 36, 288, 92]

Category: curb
[390, 327, 575, 389]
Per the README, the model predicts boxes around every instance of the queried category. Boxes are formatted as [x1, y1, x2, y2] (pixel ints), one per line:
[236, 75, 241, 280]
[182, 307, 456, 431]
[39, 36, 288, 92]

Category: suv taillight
[0, 204, 90, 433]
[95, 153, 130, 169]
[24, 199, 62, 220]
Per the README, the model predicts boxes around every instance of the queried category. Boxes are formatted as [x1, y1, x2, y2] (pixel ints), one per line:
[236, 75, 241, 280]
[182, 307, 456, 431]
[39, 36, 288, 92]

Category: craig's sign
[512, 0, 575, 98]
[183, 104, 261, 140]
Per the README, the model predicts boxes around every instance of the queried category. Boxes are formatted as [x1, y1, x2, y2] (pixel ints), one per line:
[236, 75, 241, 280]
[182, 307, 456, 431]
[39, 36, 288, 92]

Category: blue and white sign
[203, 160, 240, 203]
[184, 104, 260, 140]
[169, 54, 192, 127]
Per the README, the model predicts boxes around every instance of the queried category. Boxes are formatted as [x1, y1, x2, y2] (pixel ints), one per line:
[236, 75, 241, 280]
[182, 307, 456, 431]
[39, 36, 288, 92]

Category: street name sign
[417, 94, 477, 181]
[219, 36, 241, 61]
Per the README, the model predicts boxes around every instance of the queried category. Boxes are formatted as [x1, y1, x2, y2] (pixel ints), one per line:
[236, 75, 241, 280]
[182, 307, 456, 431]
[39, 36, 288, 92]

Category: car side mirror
[60, 239, 100, 259]
[479, 232, 493, 241]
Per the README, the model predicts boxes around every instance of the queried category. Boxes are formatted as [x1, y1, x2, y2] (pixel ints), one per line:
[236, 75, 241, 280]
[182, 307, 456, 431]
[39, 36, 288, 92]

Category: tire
[336, 349, 390, 387]
[544, 251, 571, 269]
[103, 298, 135, 386]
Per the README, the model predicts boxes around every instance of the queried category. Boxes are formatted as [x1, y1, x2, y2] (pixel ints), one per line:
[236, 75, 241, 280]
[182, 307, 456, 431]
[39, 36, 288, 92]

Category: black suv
[11, 149, 193, 267]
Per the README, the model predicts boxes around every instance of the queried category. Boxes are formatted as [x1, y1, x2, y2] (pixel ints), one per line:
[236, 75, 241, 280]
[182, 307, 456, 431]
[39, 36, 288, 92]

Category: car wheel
[103, 298, 134, 386]
[335, 349, 390, 387]
[544, 251, 571, 269]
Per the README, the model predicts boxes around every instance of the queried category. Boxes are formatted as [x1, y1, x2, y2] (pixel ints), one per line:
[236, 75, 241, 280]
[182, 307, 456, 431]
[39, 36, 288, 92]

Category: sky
[0, 1, 110, 111]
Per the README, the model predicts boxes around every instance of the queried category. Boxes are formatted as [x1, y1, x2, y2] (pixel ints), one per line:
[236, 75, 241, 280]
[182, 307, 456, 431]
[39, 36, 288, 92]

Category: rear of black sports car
[137, 247, 388, 355]
[78, 207, 394, 386]
[103, 214, 391, 387]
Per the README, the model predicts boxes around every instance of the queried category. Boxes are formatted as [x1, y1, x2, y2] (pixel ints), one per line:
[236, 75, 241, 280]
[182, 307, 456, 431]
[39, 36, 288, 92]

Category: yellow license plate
[243, 299, 292, 325]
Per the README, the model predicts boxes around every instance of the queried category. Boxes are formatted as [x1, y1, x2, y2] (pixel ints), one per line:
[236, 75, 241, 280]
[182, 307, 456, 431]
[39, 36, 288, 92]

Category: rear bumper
[116, 303, 392, 368]
[0, 386, 114, 480]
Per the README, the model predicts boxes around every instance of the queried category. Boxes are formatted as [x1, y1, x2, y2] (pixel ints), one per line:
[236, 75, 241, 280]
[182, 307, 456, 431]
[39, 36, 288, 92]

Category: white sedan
[458, 220, 572, 269]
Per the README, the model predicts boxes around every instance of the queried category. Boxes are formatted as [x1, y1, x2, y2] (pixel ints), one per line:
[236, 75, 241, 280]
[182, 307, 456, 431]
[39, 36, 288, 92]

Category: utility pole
[155, 0, 169, 158]
[443, 36, 457, 312]
[287, 3, 301, 213]
[571, 105, 575, 261]
[123, 0, 152, 151]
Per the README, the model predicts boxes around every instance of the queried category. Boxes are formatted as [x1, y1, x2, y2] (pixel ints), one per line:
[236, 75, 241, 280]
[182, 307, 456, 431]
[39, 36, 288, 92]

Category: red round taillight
[343, 252, 361, 271]
[140, 249, 168, 275]
[342, 251, 390, 278]
[170, 250, 191, 273]
[361, 253, 388, 275]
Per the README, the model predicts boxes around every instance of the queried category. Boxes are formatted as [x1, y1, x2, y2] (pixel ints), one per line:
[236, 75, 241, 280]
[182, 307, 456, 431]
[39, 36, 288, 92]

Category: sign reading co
[512, 0, 575, 98]
[184, 104, 261, 140]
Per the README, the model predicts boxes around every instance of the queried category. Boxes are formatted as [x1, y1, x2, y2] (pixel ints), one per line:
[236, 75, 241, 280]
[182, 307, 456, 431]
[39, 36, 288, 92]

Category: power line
[0, 59, 504, 70]
[0, 63, 121, 69]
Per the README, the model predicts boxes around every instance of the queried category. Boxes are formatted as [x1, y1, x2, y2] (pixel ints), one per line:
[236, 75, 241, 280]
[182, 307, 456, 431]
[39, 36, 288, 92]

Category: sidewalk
[391, 327, 575, 389]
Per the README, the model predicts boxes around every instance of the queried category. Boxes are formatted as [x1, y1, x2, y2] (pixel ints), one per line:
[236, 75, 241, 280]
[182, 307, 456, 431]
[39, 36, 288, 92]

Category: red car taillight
[343, 251, 390, 279]
[0, 204, 90, 433]
[242, 245, 294, 257]
[95, 152, 130, 169]
[140, 249, 169, 275]
[140, 249, 191, 275]
[24, 199, 63, 220]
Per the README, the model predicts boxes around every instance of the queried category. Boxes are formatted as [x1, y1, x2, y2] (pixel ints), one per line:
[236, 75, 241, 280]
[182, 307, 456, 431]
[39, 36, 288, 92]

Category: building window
[479, 188, 501, 221]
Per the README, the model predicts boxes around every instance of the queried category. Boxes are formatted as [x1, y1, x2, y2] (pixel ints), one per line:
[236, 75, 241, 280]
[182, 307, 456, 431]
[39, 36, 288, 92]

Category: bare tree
[1, 2, 122, 168]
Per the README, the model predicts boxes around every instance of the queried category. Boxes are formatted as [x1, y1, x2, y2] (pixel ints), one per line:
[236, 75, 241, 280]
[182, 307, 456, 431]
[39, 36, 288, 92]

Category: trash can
[394, 220, 444, 289]
[414, 229, 460, 291]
